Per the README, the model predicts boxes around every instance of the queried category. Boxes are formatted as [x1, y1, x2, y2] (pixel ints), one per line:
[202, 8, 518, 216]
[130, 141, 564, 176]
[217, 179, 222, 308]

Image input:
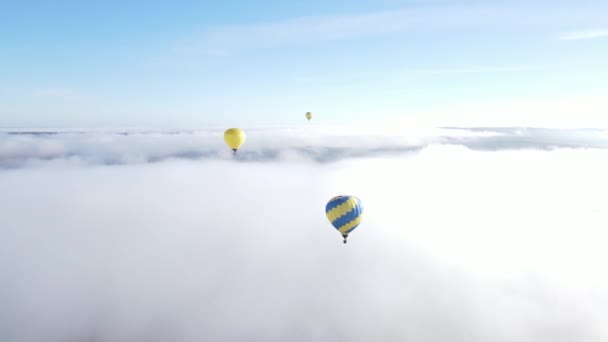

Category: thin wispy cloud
[32, 87, 80, 99]
[412, 66, 525, 75]
[190, 6, 511, 55]
[292, 65, 526, 88]
[181, 4, 608, 55]
[558, 29, 608, 40]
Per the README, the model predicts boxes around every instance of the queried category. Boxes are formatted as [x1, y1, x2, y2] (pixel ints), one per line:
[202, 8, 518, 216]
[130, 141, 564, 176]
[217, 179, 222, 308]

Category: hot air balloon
[325, 195, 363, 244]
[224, 128, 246, 155]
[305, 112, 312, 121]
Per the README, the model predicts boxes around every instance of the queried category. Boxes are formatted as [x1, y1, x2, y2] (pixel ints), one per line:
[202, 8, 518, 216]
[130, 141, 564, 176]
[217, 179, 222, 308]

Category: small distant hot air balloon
[305, 112, 312, 121]
[224, 128, 246, 155]
[325, 195, 363, 244]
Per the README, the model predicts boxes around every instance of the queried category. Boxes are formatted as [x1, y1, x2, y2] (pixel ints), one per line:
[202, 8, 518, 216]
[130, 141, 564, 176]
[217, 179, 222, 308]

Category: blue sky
[1, 0, 607, 127]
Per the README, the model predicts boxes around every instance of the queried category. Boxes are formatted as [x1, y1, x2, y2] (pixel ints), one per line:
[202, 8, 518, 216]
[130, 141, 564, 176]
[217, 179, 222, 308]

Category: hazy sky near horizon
[1, 0, 607, 127]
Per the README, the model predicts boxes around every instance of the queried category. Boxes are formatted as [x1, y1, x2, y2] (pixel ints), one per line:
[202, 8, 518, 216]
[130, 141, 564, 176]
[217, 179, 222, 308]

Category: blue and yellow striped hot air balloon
[325, 195, 363, 244]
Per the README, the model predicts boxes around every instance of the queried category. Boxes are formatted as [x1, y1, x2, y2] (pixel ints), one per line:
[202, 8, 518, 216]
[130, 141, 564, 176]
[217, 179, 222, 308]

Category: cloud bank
[1, 126, 607, 341]
[1, 126, 607, 169]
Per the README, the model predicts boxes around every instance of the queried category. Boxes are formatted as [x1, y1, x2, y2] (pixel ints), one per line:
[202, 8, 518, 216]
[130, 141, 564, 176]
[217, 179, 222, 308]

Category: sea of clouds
[1, 126, 607, 169]
[1, 126, 607, 341]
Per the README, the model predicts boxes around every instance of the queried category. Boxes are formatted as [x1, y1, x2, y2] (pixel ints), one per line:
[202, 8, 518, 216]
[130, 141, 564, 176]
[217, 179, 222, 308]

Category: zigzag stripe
[325, 196, 350, 213]
[326, 198, 358, 223]
[330, 206, 361, 229]
[338, 216, 362, 234]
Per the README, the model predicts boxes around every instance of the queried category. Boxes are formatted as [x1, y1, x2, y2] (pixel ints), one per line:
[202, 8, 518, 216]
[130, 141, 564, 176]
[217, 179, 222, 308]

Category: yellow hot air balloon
[224, 128, 246, 155]
[305, 112, 312, 121]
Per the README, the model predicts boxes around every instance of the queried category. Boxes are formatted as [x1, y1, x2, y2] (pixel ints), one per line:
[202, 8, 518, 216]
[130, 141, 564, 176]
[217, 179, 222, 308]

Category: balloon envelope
[224, 128, 246, 151]
[305, 112, 312, 120]
[325, 195, 363, 235]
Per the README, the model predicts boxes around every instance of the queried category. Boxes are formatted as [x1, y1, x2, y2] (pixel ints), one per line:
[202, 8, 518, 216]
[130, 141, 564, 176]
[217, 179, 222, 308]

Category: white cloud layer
[1, 127, 607, 341]
[1, 126, 607, 169]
